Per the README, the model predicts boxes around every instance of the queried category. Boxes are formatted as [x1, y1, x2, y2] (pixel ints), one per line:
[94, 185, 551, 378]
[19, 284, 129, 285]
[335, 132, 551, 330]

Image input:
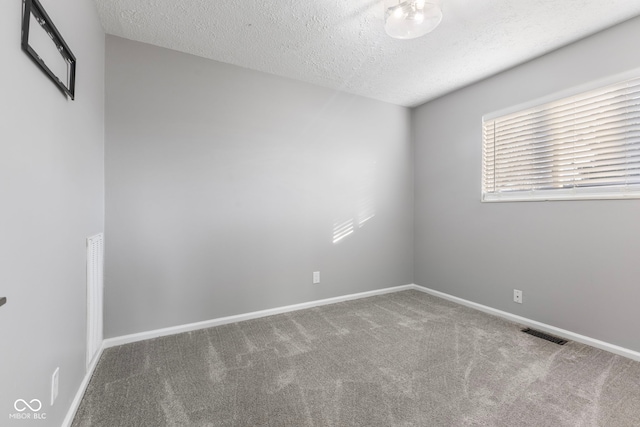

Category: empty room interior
[2, 0, 640, 425]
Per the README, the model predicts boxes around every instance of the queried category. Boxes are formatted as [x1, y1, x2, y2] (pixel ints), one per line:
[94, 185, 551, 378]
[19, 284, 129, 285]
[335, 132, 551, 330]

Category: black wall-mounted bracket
[21, 0, 76, 99]
[0, 297, 6, 308]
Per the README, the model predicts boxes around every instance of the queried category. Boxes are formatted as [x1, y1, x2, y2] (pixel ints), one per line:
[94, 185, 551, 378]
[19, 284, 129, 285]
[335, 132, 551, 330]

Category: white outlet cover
[514, 290, 523, 304]
[313, 271, 320, 284]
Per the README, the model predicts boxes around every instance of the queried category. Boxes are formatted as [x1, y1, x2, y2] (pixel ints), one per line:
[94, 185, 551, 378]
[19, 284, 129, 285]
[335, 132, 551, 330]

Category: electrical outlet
[513, 289, 523, 304]
[51, 367, 59, 406]
[313, 271, 320, 284]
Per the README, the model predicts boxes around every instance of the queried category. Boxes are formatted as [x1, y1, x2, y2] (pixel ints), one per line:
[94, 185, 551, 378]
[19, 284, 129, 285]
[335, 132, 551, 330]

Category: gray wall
[105, 36, 414, 338]
[414, 16, 640, 352]
[0, 0, 104, 425]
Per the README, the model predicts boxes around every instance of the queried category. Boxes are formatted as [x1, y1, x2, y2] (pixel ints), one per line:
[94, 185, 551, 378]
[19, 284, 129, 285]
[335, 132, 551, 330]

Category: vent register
[522, 328, 568, 345]
[86, 233, 104, 369]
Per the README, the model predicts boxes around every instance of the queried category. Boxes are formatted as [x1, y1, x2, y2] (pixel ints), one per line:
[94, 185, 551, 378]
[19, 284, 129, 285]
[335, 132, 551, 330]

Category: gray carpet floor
[72, 290, 640, 426]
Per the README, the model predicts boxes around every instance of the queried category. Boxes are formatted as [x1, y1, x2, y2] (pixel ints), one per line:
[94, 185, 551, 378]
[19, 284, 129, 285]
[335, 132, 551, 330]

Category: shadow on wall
[332, 159, 377, 244]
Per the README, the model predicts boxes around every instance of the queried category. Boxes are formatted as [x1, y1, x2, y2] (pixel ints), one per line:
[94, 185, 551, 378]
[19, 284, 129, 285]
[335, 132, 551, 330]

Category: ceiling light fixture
[384, 0, 443, 40]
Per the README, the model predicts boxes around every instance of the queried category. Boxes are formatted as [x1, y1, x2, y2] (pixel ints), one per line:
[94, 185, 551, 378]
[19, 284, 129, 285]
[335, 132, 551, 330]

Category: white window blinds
[482, 76, 640, 201]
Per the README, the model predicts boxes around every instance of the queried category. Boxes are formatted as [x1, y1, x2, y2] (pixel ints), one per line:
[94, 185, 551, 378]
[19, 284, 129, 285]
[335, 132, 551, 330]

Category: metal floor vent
[521, 328, 568, 345]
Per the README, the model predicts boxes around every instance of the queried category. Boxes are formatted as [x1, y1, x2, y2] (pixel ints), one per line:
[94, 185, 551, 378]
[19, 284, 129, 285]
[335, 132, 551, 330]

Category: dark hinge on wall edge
[0, 297, 6, 307]
[522, 328, 568, 345]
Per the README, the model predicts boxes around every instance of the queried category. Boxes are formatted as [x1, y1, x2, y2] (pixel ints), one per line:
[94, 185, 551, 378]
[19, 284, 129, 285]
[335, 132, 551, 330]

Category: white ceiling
[94, 0, 640, 107]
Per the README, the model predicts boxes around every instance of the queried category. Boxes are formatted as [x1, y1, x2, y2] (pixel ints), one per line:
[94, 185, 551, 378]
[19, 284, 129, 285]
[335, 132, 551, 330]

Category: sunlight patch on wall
[332, 160, 377, 244]
[333, 219, 355, 243]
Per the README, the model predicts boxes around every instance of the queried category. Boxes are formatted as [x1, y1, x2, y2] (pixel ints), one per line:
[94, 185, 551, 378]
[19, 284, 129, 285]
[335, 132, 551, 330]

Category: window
[482, 75, 640, 202]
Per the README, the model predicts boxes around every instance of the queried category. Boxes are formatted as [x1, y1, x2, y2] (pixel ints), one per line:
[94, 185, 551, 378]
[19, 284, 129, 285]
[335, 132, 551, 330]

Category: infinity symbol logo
[14, 399, 42, 412]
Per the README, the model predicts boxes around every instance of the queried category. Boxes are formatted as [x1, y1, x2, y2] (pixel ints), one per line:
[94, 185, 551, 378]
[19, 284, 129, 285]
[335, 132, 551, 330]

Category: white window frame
[482, 68, 640, 203]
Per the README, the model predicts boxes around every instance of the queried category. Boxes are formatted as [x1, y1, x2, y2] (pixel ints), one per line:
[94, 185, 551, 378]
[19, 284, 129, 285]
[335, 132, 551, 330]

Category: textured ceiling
[94, 0, 640, 107]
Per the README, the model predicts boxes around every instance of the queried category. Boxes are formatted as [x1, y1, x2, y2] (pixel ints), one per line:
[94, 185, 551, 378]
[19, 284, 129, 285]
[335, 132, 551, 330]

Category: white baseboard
[103, 284, 415, 349]
[61, 340, 105, 427]
[61, 284, 410, 425]
[411, 284, 640, 362]
[64, 282, 640, 425]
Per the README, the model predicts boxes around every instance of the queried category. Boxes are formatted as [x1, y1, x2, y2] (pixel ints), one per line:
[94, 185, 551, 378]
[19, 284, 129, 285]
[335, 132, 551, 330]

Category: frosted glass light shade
[385, 1, 443, 40]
